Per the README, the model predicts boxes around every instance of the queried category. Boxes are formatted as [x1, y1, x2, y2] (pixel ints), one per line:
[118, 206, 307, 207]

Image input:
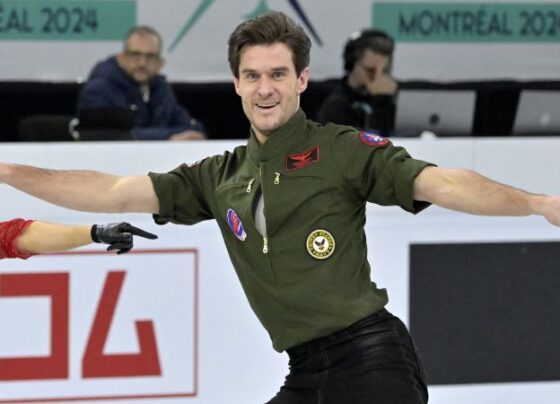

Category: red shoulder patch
[286, 146, 320, 172]
[359, 131, 390, 147]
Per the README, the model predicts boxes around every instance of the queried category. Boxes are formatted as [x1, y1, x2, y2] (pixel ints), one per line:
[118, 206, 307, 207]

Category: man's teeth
[257, 103, 277, 109]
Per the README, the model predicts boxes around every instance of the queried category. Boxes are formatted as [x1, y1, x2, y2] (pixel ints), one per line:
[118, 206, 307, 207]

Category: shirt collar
[247, 109, 307, 163]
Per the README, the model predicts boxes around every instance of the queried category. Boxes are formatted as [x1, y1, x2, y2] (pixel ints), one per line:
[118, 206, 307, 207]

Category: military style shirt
[149, 110, 433, 352]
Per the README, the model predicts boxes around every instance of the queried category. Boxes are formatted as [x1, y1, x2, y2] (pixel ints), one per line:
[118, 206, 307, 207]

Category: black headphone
[343, 29, 395, 73]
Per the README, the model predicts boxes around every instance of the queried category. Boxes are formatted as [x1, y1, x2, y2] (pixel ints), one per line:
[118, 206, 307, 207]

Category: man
[316, 29, 397, 136]
[77, 26, 205, 141]
[0, 219, 157, 259]
[1, 12, 559, 403]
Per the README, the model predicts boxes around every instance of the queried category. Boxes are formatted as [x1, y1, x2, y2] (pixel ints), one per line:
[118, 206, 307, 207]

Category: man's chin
[253, 118, 280, 134]
[133, 73, 151, 84]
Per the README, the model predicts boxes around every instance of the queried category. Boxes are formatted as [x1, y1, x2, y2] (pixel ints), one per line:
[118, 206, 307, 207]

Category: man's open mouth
[257, 103, 279, 110]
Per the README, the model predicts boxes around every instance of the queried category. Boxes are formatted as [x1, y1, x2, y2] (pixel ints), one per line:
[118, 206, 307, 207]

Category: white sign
[0, 249, 198, 402]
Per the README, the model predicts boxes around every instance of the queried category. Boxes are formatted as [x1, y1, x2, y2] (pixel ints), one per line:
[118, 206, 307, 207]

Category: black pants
[266, 309, 428, 404]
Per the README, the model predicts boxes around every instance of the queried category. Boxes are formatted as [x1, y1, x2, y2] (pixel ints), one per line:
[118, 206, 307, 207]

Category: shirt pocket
[271, 169, 350, 231]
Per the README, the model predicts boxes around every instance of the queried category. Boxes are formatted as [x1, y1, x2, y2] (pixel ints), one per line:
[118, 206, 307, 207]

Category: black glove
[91, 222, 158, 254]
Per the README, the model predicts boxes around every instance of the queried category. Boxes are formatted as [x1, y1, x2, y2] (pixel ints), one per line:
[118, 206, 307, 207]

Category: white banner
[1, 0, 560, 82]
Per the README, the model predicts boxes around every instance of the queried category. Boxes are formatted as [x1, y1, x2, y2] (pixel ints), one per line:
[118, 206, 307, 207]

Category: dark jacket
[77, 56, 204, 140]
[316, 78, 395, 136]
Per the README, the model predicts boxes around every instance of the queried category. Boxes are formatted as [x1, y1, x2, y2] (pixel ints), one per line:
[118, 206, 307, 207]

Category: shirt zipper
[262, 236, 269, 254]
[246, 178, 255, 193]
[259, 164, 269, 254]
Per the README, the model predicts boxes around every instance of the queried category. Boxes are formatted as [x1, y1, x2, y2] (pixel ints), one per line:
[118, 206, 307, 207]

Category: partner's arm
[17, 221, 93, 254]
[2, 219, 157, 258]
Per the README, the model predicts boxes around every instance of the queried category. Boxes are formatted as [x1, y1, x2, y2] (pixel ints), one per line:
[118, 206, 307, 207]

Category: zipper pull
[262, 237, 269, 254]
[246, 178, 255, 193]
[274, 172, 280, 185]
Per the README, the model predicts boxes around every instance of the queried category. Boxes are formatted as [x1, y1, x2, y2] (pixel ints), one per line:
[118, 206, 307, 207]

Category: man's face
[233, 42, 309, 143]
[117, 32, 164, 85]
[348, 49, 391, 94]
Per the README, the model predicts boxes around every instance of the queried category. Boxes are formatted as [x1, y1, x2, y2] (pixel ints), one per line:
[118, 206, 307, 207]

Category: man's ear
[116, 52, 126, 67]
[156, 57, 166, 72]
[233, 76, 241, 96]
[296, 67, 309, 95]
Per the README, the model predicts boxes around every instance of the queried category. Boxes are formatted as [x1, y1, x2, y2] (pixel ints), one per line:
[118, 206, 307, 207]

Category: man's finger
[107, 242, 131, 252]
[117, 247, 132, 255]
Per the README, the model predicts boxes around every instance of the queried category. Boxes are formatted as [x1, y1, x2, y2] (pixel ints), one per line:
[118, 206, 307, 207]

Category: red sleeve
[0, 219, 35, 259]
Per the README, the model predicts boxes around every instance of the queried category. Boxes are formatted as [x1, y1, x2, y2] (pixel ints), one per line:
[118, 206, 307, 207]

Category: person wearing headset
[0, 218, 157, 259]
[316, 29, 397, 135]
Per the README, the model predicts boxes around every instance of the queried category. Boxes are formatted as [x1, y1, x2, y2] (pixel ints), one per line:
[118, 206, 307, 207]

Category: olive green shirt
[149, 110, 433, 352]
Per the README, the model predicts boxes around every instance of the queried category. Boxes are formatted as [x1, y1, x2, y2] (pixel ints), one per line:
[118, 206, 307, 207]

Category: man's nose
[257, 76, 274, 97]
[136, 56, 149, 66]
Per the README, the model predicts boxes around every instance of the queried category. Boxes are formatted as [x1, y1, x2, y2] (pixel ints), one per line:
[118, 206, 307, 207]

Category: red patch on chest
[286, 146, 320, 172]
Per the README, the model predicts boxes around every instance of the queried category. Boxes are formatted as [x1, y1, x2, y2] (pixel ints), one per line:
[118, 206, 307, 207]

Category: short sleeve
[148, 159, 215, 225]
[330, 129, 435, 213]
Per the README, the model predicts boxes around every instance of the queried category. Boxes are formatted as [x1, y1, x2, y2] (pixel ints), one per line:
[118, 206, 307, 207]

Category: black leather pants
[266, 309, 429, 404]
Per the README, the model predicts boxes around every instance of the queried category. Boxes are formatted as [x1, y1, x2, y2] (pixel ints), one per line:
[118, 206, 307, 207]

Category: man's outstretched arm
[0, 162, 159, 214]
[413, 166, 560, 226]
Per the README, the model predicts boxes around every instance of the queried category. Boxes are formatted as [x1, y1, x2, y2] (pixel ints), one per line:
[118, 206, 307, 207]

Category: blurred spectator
[77, 26, 205, 141]
[316, 29, 397, 136]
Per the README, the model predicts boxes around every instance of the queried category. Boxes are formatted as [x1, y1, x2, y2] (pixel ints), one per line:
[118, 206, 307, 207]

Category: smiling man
[2, 11, 560, 404]
[233, 42, 309, 143]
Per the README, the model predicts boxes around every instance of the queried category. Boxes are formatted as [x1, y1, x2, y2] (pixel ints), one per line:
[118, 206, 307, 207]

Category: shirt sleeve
[148, 159, 216, 225]
[330, 128, 435, 213]
[0, 219, 35, 259]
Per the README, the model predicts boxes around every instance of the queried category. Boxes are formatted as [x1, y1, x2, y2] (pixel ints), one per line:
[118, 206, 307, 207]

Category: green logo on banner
[373, 2, 560, 42]
[168, 0, 322, 52]
[0, 0, 136, 40]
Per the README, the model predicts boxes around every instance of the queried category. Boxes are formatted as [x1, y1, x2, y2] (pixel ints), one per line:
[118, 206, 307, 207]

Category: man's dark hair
[228, 11, 311, 78]
[343, 29, 395, 72]
[123, 25, 163, 54]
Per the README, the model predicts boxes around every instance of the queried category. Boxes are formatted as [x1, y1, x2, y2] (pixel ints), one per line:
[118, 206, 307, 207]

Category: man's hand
[367, 72, 397, 96]
[534, 195, 560, 227]
[169, 130, 206, 141]
[363, 58, 397, 96]
[91, 222, 158, 254]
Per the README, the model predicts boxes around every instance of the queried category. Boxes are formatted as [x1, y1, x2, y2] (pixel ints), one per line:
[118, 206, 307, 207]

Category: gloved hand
[91, 222, 158, 254]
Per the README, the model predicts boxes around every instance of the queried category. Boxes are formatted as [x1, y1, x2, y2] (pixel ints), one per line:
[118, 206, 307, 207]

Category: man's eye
[272, 71, 285, 79]
[246, 73, 258, 80]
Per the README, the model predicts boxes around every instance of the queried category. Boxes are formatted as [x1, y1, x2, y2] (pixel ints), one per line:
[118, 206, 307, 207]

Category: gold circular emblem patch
[306, 229, 335, 260]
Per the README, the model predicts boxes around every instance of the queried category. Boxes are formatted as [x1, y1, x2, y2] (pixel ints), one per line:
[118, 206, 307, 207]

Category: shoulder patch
[286, 146, 320, 172]
[359, 131, 390, 147]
